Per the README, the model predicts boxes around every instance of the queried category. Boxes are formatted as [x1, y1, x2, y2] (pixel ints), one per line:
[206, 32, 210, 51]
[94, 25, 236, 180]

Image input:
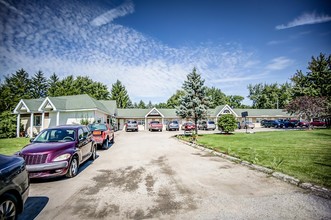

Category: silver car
[166, 121, 179, 131]
[126, 120, 138, 132]
[198, 120, 216, 130]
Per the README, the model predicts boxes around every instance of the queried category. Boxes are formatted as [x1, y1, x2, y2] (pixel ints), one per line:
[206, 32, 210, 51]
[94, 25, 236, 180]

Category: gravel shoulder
[20, 130, 331, 220]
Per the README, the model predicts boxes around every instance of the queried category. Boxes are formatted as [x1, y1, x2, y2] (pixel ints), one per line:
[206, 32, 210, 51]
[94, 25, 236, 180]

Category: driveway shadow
[18, 196, 49, 220]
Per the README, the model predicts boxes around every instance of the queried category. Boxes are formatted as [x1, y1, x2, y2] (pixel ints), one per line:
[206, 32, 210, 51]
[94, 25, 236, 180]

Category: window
[34, 115, 42, 126]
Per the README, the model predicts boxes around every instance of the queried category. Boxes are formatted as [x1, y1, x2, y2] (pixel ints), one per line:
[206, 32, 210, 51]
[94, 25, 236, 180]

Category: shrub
[217, 114, 237, 134]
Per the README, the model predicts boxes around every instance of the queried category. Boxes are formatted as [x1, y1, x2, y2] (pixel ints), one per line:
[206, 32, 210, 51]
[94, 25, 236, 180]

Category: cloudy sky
[0, 0, 330, 105]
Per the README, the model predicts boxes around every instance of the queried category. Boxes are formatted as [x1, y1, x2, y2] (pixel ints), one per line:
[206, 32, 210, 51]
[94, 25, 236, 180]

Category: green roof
[232, 108, 292, 117]
[117, 109, 150, 118]
[48, 94, 110, 113]
[22, 98, 44, 112]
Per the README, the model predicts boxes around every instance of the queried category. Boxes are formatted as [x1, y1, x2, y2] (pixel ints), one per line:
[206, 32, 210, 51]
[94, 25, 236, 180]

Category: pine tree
[176, 67, 210, 134]
[31, 70, 48, 98]
[110, 80, 130, 108]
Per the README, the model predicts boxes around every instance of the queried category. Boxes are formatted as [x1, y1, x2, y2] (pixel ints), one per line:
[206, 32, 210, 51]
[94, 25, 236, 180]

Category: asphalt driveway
[20, 130, 331, 219]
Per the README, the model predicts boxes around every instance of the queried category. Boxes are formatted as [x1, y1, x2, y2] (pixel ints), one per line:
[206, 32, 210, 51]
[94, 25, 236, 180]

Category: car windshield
[208, 121, 215, 124]
[89, 124, 107, 131]
[151, 121, 159, 124]
[171, 121, 178, 124]
[128, 121, 137, 124]
[33, 129, 76, 142]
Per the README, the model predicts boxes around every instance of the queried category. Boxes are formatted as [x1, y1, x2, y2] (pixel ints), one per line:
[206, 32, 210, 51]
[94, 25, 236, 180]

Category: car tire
[90, 145, 97, 160]
[102, 139, 109, 149]
[66, 157, 78, 178]
[110, 135, 114, 144]
[0, 193, 18, 220]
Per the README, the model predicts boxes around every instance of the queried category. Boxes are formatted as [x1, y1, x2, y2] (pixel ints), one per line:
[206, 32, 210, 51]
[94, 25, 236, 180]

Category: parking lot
[19, 129, 331, 219]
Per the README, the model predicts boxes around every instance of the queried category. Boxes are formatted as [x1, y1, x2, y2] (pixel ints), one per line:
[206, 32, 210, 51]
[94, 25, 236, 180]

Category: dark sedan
[18, 125, 96, 179]
[0, 154, 29, 219]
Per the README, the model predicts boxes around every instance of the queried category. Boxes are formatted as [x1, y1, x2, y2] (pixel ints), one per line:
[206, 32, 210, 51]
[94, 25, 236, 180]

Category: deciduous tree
[286, 96, 328, 123]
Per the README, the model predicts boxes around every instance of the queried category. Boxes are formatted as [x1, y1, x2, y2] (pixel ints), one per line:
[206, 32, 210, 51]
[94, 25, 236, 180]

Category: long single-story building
[13, 94, 297, 137]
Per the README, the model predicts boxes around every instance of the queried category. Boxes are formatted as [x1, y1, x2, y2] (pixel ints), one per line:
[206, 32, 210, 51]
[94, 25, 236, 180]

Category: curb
[176, 137, 331, 200]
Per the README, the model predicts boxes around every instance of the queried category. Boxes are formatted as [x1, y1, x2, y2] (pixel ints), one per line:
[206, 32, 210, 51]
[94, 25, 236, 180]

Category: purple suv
[18, 125, 96, 179]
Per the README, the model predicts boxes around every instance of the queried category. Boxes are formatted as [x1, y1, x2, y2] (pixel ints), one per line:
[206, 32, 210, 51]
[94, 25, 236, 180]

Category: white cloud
[0, 0, 263, 104]
[276, 12, 331, 30]
[90, 0, 134, 27]
[266, 57, 293, 70]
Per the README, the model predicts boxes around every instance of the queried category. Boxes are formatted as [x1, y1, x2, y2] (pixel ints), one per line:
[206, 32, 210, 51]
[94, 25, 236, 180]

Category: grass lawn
[179, 129, 331, 188]
[0, 138, 30, 155]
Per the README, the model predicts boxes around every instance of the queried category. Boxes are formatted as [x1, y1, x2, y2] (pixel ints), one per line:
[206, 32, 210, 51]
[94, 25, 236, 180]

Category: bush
[217, 114, 237, 134]
[0, 111, 17, 138]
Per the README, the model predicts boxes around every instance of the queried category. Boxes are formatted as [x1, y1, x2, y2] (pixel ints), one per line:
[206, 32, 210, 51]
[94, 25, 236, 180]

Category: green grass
[179, 129, 331, 188]
[0, 138, 30, 155]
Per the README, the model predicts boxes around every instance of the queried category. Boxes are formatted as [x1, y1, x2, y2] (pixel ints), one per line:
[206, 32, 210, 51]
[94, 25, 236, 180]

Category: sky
[0, 0, 330, 105]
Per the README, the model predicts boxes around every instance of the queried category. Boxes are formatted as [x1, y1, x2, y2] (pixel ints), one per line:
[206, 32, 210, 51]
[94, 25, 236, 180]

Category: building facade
[13, 94, 297, 137]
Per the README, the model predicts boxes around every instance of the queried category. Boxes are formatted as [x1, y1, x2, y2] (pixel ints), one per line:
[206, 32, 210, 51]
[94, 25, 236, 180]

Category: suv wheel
[103, 139, 109, 149]
[0, 193, 17, 220]
[90, 145, 97, 160]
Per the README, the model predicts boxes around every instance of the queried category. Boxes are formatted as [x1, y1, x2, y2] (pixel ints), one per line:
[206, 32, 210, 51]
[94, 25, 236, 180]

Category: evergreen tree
[147, 101, 153, 109]
[31, 70, 48, 98]
[176, 67, 210, 134]
[0, 69, 32, 112]
[110, 80, 130, 108]
[47, 73, 60, 97]
[138, 100, 146, 109]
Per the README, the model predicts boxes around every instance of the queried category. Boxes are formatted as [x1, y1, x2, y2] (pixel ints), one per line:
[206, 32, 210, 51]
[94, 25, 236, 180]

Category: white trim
[56, 111, 60, 126]
[41, 112, 45, 130]
[38, 97, 56, 111]
[144, 107, 164, 118]
[216, 105, 238, 117]
[16, 114, 20, 137]
[30, 114, 34, 137]
[13, 99, 30, 113]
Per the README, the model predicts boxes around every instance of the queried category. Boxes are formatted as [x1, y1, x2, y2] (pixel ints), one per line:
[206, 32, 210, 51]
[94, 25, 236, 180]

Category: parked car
[166, 121, 179, 131]
[125, 120, 138, 132]
[240, 121, 255, 129]
[274, 120, 285, 128]
[18, 125, 96, 179]
[0, 154, 30, 220]
[88, 123, 114, 149]
[260, 119, 268, 127]
[298, 121, 309, 128]
[148, 121, 163, 132]
[284, 119, 299, 128]
[263, 120, 274, 128]
[198, 120, 216, 130]
[181, 122, 196, 131]
[310, 120, 326, 127]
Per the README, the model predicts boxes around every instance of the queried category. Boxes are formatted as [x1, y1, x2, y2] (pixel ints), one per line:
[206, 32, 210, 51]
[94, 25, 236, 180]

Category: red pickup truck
[148, 121, 163, 132]
[88, 123, 114, 149]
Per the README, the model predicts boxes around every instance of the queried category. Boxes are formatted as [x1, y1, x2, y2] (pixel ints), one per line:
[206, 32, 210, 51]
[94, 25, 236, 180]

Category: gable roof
[14, 98, 44, 113]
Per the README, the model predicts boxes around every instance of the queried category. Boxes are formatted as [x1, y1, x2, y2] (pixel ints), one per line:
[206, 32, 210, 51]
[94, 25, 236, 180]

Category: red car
[148, 121, 163, 132]
[310, 121, 326, 127]
[181, 122, 196, 131]
[298, 121, 309, 128]
[88, 123, 114, 149]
